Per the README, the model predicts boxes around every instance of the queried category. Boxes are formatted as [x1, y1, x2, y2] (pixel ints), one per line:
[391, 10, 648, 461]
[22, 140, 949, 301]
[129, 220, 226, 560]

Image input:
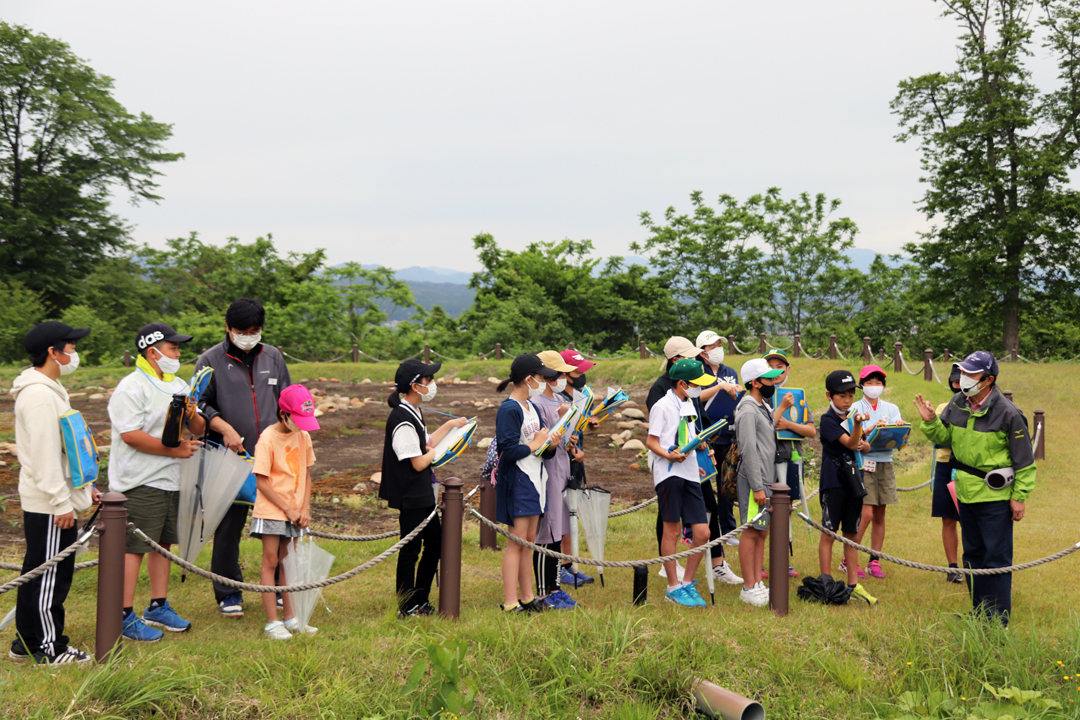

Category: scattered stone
[299, 378, 310, 383]
[97, 445, 111, 454]
[318, 377, 328, 382]
[621, 439, 646, 451]
[314, 409, 325, 418]
[621, 408, 646, 420]
[364, 397, 377, 403]
[370, 472, 382, 484]
[618, 429, 633, 441]
[621, 400, 639, 408]
[638, 422, 649, 431]
[0, 442, 17, 456]
[0, 460, 5, 467]
[329, 378, 340, 383]
[487, 376, 500, 384]
[88, 393, 105, 401]
[361, 378, 372, 384]
[610, 434, 625, 447]
[613, 412, 624, 420]
[69, 392, 86, 398]
[349, 397, 363, 406]
[449, 401, 462, 407]
[616, 420, 641, 430]
[310, 387, 325, 397]
[453, 377, 463, 385]
[351, 481, 366, 492]
[477, 437, 493, 450]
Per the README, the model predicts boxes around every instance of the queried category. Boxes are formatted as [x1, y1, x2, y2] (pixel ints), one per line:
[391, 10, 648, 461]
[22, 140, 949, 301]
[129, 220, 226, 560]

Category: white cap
[695, 330, 722, 349]
[740, 357, 784, 385]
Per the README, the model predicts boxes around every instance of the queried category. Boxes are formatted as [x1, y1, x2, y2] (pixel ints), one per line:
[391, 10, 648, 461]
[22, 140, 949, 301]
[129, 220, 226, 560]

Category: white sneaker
[264, 621, 292, 640]
[712, 561, 743, 585]
[739, 586, 768, 607]
[658, 563, 686, 582]
[724, 537, 740, 547]
[284, 617, 318, 635]
[754, 581, 770, 599]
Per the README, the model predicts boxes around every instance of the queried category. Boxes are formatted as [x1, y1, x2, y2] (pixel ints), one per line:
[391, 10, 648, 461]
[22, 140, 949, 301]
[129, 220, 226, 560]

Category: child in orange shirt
[251, 384, 319, 640]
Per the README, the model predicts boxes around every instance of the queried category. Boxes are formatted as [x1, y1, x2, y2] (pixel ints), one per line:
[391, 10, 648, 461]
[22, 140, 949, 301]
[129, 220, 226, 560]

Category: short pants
[930, 460, 960, 521]
[737, 476, 772, 531]
[250, 517, 303, 538]
[655, 476, 707, 526]
[820, 488, 863, 534]
[862, 461, 898, 506]
[124, 484, 179, 555]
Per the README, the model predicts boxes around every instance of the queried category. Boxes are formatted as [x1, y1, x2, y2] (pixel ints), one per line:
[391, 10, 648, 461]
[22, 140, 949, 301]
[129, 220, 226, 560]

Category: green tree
[633, 191, 771, 336]
[327, 263, 418, 344]
[892, 0, 1080, 353]
[0, 22, 182, 311]
[0, 278, 45, 363]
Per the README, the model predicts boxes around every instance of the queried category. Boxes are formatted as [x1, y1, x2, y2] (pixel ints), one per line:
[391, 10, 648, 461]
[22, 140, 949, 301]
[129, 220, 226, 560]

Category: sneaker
[559, 567, 581, 587]
[739, 585, 768, 607]
[683, 582, 708, 607]
[284, 617, 318, 634]
[9, 642, 30, 662]
[548, 590, 579, 609]
[946, 568, 964, 584]
[264, 620, 292, 640]
[850, 583, 879, 606]
[664, 585, 700, 608]
[276, 593, 283, 609]
[724, 536, 740, 547]
[658, 563, 686, 582]
[519, 598, 545, 614]
[788, 565, 799, 578]
[122, 611, 163, 643]
[501, 602, 525, 613]
[761, 569, 769, 580]
[219, 592, 243, 618]
[867, 559, 886, 579]
[32, 647, 91, 665]
[143, 601, 192, 633]
[838, 559, 867, 579]
[712, 561, 743, 585]
[753, 581, 770, 600]
[572, 569, 595, 585]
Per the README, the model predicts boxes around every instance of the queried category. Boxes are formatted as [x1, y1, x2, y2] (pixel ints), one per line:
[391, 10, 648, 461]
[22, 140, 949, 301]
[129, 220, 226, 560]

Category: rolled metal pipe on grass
[691, 679, 765, 720]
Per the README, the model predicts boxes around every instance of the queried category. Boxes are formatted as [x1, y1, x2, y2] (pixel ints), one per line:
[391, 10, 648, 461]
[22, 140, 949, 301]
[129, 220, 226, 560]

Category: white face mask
[829, 401, 848, 417]
[862, 385, 884, 400]
[552, 378, 567, 393]
[959, 374, 983, 397]
[706, 348, 724, 366]
[685, 384, 702, 399]
[416, 381, 437, 402]
[527, 377, 545, 398]
[231, 331, 262, 352]
[57, 350, 79, 376]
[154, 349, 181, 375]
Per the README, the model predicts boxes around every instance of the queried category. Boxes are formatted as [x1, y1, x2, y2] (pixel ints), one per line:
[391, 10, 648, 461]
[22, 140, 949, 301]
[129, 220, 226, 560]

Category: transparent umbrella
[576, 486, 612, 587]
[280, 534, 335, 629]
[177, 442, 252, 579]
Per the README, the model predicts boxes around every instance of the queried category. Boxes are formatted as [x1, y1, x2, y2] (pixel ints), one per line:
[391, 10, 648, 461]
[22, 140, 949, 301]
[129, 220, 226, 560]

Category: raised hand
[912, 394, 937, 422]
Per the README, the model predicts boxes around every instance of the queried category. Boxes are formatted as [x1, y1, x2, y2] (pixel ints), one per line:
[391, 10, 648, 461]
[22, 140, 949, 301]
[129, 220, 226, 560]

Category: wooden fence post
[944, 348, 951, 364]
[828, 335, 837, 360]
[639, 340, 648, 359]
[495, 343, 502, 360]
[923, 349, 933, 381]
[793, 334, 801, 358]
[757, 333, 767, 355]
[123, 350, 131, 368]
[351, 344, 359, 363]
[727, 335, 736, 355]
[862, 337, 872, 363]
[1010, 348, 1018, 363]
[1033, 409, 1046, 461]
[894, 342, 903, 373]
[423, 344, 430, 364]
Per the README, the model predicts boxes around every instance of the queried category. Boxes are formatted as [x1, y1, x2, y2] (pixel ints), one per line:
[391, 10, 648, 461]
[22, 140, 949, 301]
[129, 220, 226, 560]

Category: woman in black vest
[380, 359, 467, 616]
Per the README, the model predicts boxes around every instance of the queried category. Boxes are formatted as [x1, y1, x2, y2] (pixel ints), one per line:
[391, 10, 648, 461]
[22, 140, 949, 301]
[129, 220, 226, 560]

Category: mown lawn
[1, 356, 1078, 719]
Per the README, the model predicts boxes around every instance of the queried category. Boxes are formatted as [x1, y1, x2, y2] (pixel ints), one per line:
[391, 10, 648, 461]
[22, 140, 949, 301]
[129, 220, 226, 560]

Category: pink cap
[278, 384, 321, 431]
[560, 348, 595, 372]
[859, 364, 887, 381]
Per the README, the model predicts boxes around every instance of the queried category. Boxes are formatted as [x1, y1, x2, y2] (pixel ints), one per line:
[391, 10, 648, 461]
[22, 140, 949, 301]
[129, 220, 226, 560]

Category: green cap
[763, 347, 789, 364]
[669, 358, 714, 385]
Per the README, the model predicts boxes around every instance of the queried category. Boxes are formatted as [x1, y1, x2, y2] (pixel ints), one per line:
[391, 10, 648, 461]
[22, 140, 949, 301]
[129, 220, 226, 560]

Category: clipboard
[864, 424, 912, 453]
[772, 387, 808, 441]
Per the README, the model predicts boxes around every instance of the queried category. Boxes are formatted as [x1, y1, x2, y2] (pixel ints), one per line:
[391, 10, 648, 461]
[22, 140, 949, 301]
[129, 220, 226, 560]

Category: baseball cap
[825, 370, 858, 394]
[763, 347, 789, 365]
[279, 384, 320, 431]
[537, 350, 577, 373]
[740, 358, 784, 385]
[948, 363, 962, 386]
[957, 350, 998, 377]
[858, 364, 887, 385]
[511, 353, 559, 380]
[23, 321, 91, 356]
[135, 322, 193, 352]
[668, 358, 714, 385]
[560, 348, 596, 372]
[695, 330, 722, 349]
[663, 336, 698, 360]
[394, 358, 442, 393]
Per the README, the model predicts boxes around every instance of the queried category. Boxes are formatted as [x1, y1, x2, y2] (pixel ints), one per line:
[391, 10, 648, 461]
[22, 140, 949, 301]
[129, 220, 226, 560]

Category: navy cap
[957, 351, 998, 378]
[24, 321, 91, 356]
[510, 353, 558, 380]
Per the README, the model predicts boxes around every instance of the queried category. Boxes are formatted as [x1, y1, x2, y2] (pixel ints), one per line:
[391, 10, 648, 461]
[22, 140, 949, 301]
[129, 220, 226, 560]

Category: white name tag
[267, 378, 278, 386]
[861, 459, 877, 473]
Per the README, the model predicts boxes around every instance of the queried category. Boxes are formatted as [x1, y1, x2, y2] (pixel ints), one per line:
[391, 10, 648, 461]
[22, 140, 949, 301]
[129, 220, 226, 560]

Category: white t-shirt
[107, 369, 190, 493]
[647, 389, 701, 486]
[516, 400, 547, 512]
[392, 403, 431, 460]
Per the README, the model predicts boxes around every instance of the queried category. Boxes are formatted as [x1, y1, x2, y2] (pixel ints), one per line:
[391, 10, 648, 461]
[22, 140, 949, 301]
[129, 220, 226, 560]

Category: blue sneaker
[143, 601, 192, 633]
[122, 610, 163, 642]
[683, 581, 708, 607]
[572, 569, 595, 585]
[664, 585, 697, 608]
[547, 590, 579, 609]
[219, 592, 243, 618]
[559, 567, 581, 587]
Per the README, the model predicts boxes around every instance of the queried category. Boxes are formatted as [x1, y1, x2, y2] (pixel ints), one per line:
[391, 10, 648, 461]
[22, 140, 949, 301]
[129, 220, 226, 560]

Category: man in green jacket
[913, 351, 1034, 625]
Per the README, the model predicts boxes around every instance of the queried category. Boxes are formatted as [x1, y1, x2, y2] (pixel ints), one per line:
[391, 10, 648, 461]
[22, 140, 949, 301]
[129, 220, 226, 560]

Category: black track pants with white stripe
[14, 512, 77, 657]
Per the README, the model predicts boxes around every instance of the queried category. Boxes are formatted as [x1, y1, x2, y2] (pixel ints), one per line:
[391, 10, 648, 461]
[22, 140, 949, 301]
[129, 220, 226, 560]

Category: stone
[349, 397, 363, 405]
[613, 412, 624, 420]
[314, 409, 325, 418]
[618, 429, 633, 441]
[621, 408, 646, 420]
[616, 421, 640, 430]
[330, 378, 340, 383]
[638, 422, 649, 431]
[487, 376, 501, 384]
[477, 437, 493, 450]
[369, 472, 382, 484]
[621, 439, 646, 451]
[68, 392, 86, 398]
[361, 378, 372, 384]
[453, 377, 463, 384]
[318, 377, 328, 382]
[88, 393, 105, 401]
[351, 481, 366, 492]
[449, 401, 462, 407]
[310, 387, 325, 396]
[621, 400, 639, 408]
[610, 434, 625, 447]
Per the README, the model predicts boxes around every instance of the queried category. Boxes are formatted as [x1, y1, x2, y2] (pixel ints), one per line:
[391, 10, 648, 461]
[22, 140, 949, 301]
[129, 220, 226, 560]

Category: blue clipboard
[865, 424, 912, 453]
[703, 386, 739, 424]
[772, 387, 809, 440]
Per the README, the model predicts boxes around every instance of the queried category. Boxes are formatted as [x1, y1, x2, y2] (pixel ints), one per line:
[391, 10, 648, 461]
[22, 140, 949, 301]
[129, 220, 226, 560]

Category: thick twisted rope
[429, 350, 468, 362]
[930, 361, 944, 385]
[0, 558, 97, 572]
[310, 485, 480, 542]
[897, 478, 933, 492]
[797, 513, 1080, 575]
[898, 350, 922, 376]
[834, 346, 847, 360]
[607, 496, 657, 518]
[0, 532, 95, 595]
[768, 340, 795, 351]
[131, 504, 440, 593]
[468, 506, 765, 567]
[281, 350, 350, 364]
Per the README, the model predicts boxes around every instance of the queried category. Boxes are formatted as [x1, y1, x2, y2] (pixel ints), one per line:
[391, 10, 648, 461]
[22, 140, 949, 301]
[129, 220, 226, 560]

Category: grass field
[1, 355, 1078, 719]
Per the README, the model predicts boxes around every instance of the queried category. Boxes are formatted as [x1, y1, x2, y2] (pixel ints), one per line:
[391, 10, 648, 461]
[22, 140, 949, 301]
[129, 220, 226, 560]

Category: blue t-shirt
[819, 407, 859, 492]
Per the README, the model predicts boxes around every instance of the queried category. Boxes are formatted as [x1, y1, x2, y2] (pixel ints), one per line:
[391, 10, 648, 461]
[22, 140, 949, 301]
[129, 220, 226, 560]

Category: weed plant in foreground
[1, 357, 1078, 718]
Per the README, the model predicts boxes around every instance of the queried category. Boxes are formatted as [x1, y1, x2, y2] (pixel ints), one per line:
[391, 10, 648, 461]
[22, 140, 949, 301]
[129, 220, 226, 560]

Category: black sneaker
[399, 602, 437, 618]
[519, 598, 545, 614]
[9, 642, 30, 662]
[946, 568, 964, 584]
[32, 647, 91, 665]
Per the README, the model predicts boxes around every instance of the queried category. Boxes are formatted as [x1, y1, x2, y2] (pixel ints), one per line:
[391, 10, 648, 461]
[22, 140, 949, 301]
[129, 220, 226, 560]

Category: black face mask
[759, 383, 776, 399]
[570, 374, 587, 389]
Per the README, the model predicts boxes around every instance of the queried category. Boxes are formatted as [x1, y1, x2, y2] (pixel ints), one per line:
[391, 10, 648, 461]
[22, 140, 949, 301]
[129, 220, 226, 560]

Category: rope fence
[0, 532, 95, 596]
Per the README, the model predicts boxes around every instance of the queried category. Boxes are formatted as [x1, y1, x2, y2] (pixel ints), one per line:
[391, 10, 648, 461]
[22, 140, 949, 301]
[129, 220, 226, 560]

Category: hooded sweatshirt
[12, 368, 93, 516]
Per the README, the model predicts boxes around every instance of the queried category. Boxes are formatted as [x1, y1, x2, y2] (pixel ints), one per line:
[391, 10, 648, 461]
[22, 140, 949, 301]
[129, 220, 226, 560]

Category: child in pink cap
[250, 384, 320, 639]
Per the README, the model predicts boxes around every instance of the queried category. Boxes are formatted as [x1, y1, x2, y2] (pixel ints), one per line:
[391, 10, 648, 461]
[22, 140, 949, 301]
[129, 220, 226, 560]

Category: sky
[5, 2, 1048, 271]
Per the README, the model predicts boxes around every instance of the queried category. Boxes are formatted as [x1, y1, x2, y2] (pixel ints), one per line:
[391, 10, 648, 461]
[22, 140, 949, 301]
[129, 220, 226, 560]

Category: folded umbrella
[576, 486, 612, 587]
[280, 534, 335, 630]
[796, 574, 853, 605]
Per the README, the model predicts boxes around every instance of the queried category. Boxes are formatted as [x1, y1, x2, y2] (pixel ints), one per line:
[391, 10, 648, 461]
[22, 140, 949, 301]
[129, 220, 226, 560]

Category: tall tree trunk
[1002, 271, 1021, 355]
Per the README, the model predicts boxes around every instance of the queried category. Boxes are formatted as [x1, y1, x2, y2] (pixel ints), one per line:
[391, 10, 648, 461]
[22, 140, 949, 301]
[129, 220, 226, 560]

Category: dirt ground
[0, 375, 692, 549]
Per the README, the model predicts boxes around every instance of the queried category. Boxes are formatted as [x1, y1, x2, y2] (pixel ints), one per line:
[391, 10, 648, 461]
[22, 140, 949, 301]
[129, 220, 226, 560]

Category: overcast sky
[5, 2, 1050, 271]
